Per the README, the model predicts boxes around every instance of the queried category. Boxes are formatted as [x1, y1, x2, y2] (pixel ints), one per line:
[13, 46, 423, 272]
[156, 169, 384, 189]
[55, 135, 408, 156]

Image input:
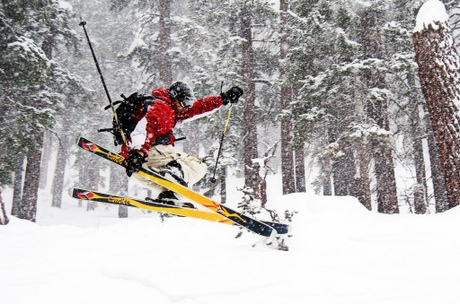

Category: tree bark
[39, 131, 52, 190]
[413, 21, 460, 209]
[220, 166, 227, 205]
[280, 97, 295, 194]
[373, 142, 399, 214]
[332, 147, 357, 197]
[51, 129, 71, 208]
[409, 104, 428, 214]
[18, 133, 44, 222]
[357, 6, 399, 213]
[320, 157, 332, 196]
[241, 6, 259, 190]
[279, 0, 295, 195]
[17, 23, 57, 221]
[425, 117, 449, 212]
[366, 73, 399, 214]
[158, 0, 172, 85]
[0, 188, 9, 225]
[294, 147, 306, 192]
[357, 149, 372, 210]
[11, 156, 24, 217]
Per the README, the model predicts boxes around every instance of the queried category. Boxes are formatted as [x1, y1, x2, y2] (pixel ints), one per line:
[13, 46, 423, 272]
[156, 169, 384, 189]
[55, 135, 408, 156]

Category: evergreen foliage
[1, 0, 459, 215]
[0, 1, 71, 185]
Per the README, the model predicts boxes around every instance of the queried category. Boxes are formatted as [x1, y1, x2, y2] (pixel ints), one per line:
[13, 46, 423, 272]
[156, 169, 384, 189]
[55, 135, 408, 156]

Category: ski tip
[68, 187, 81, 199]
[68, 187, 95, 201]
[76, 136, 93, 147]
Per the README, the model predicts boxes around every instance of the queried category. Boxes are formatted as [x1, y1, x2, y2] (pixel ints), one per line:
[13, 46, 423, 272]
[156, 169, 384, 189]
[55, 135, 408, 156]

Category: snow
[414, 0, 449, 32]
[58, 0, 73, 12]
[127, 37, 148, 54]
[3, 185, 460, 304]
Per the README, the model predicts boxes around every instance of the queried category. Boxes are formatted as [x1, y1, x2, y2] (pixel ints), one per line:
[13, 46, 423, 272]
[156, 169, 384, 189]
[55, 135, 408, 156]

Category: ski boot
[153, 160, 188, 187]
[146, 190, 195, 209]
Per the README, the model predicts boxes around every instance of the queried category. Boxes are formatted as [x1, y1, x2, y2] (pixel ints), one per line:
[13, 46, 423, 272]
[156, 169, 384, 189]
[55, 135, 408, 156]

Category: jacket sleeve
[130, 101, 176, 156]
[176, 95, 224, 121]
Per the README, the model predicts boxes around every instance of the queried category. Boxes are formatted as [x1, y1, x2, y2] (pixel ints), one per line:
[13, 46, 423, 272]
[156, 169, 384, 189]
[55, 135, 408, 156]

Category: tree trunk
[118, 201, 128, 218]
[39, 131, 52, 190]
[413, 20, 460, 209]
[158, 0, 172, 85]
[109, 164, 129, 218]
[320, 157, 332, 196]
[366, 73, 399, 214]
[333, 147, 357, 196]
[280, 103, 295, 194]
[11, 156, 24, 217]
[294, 147, 306, 192]
[220, 166, 227, 205]
[18, 133, 44, 222]
[425, 117, 449, 212]
[52, 130, 71, 208]
[78, 153, 100, 210]
[357, 149, 372, 210]
[0, 188, 9, 225]
[241, 6, 258, 190]
[279, 0, 295, 195]
[16, 25, 56, 221]
[357, 6, 399, 213]
[373, 143, 399, 214]
[407, 71, 429, 214]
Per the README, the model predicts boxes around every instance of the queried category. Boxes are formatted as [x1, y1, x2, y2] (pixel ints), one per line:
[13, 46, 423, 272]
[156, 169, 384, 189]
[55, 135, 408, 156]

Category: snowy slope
[2, 188, 460, 304]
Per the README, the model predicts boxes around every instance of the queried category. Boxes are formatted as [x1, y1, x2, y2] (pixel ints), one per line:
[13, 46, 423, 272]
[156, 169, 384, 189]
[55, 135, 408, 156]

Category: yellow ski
[77, 137, 289, 236]
[70, 188, 234, 224]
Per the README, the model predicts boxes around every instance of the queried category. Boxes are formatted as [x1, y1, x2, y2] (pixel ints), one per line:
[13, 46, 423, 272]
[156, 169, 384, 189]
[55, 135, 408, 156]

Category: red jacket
[121, 87, 224, 157]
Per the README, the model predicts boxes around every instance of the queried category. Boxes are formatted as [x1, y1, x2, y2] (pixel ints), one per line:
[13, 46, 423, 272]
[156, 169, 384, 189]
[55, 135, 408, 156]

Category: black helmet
[168, 81, 195, 108]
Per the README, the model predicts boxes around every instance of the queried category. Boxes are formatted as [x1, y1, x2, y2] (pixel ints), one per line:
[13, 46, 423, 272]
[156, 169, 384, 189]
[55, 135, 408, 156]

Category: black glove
[125, 150, 147, 177]
[221, 86, 243, 105]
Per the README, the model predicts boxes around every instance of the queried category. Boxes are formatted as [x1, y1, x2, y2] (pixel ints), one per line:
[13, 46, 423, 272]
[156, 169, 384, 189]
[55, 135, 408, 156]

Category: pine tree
[413, 0, 460, 209]
[385, 0, 430, 213]
[355, 1, 399, 213]
[0, 3, 52, 186]
[0, 1, 78, 221]
[279, 0, 296, 195]
[285, 0, 365, 200]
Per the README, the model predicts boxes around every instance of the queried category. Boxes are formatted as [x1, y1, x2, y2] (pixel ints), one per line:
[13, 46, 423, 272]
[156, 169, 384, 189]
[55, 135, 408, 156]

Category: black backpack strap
[99, 92, 155, 146]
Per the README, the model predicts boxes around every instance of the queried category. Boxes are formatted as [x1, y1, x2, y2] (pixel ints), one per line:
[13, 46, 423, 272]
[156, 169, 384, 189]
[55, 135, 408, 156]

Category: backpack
[99, 92, 153, 146]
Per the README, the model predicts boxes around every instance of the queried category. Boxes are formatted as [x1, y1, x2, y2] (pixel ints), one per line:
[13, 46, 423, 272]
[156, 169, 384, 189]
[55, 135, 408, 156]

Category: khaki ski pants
[130, 144, 207, 194]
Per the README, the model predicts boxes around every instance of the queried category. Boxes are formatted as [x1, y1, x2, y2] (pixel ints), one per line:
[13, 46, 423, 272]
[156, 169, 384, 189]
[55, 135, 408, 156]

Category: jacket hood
[151, 87, 173, 104]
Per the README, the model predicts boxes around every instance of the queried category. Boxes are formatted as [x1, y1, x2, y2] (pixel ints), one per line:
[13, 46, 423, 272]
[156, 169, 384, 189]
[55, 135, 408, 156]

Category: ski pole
[79, 20, 128, 147]
[210, 103, 233, 183]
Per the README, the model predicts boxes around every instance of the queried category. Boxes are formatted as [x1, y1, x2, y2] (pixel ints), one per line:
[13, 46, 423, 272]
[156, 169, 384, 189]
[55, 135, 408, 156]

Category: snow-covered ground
[2, 185, 460, 304]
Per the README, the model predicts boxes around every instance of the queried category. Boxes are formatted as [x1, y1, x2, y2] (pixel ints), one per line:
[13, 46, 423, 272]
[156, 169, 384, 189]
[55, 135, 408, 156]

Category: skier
[121, 81, 243, 203]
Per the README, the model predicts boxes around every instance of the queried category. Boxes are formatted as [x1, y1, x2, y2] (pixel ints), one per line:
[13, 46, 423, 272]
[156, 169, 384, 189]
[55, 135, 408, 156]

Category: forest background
[1, 0, 460, 223]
